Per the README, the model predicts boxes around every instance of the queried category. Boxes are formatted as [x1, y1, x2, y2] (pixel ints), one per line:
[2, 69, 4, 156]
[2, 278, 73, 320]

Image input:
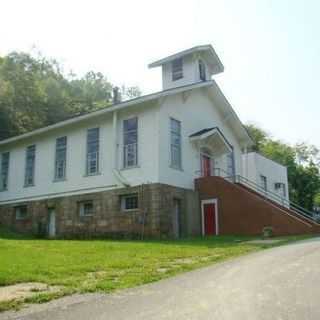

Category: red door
[204, 203, 216, 235]
[201, 155, 211, 177]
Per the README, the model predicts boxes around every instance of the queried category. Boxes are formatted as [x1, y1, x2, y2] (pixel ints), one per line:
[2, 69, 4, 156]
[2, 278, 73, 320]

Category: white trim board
[201, 198, 219, 236]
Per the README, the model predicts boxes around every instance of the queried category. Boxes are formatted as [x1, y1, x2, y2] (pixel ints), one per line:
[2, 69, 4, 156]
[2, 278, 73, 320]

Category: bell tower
[148, 45, 224, 90]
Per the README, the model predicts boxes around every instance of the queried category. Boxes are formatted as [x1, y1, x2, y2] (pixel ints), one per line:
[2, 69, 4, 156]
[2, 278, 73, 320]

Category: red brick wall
[195, 176, 318, 236]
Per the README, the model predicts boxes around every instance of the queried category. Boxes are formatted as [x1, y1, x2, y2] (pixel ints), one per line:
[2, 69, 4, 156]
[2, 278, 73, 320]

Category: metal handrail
[197, 166, 318, 223]
[235, 175, 319, 223]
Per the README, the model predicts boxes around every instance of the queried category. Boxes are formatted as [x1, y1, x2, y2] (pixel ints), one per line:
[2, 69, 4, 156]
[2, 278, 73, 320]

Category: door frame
[201, 199, 219, 236]
[48, 207, 56, 238]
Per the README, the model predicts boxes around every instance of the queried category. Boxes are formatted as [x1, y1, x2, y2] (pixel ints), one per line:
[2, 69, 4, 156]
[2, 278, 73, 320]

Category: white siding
[157, 89, 244, 189]
[0, 103, 159, 204]
[242, 152, 289, 201]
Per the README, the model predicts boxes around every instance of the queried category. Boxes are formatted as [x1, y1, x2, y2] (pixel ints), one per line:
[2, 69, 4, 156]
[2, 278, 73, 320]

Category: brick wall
[195, 176, 318, 236]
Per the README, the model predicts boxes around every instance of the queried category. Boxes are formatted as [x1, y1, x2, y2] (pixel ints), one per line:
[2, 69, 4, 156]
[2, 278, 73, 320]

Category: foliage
[314, 193, 320, 207]
[246, 124, 320, 210]
[0, 51, 141, 140]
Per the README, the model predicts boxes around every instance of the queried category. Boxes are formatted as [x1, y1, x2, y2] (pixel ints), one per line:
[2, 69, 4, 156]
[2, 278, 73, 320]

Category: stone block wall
[0, 183, 201, 239]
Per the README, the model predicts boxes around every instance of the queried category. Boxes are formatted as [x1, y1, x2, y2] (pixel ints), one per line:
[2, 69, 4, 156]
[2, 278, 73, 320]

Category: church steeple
[148, 45, 224, 90]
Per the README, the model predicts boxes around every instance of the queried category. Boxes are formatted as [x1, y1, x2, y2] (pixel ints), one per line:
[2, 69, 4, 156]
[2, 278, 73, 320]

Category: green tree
[0, 51, 139, 140]
[245, 124, 320, 210]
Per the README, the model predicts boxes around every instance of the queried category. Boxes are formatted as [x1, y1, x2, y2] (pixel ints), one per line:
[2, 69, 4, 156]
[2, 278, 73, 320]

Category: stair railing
[235, 174, 318, 222]
[197, 167, 318, 223]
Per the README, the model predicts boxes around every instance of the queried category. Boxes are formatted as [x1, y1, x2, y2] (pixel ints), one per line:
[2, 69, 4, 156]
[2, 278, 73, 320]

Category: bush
[262, 226, 274, 239]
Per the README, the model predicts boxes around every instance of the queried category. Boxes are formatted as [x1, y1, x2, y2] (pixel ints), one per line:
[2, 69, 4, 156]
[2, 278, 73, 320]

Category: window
[0, 152, 9, 191]
[86, 128, 99, 175]
[121, 194, 138, 211]
[123, 117, 138, 168]
[260, 175, 267, 191]
[79, 201, 94, 216]
[199, 59, 206, 81]
[15, 206, 28, 220]
[226, 152, 235, 176]
[275, 182, 286, 197]
[172, 58, 183, 81]
[170, 118, 182, 169]
[55, 136, 67, 181]
[25, 145, 36, 187]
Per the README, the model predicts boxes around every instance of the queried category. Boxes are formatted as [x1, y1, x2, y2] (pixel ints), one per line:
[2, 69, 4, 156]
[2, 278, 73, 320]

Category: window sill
[23, 184, 35, 188]
[53, 178, 67, 183]
[120, 165, 140, 171]
[83, 172, 102, 177]
[169, 165, 184, 172]
[121, 208, 139, 213]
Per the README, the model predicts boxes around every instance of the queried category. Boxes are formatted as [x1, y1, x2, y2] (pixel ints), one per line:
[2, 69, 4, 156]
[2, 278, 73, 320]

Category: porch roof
[189, 127, 233, 156]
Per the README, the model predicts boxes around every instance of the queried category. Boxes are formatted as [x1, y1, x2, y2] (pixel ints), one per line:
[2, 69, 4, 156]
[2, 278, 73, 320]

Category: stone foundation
[0, 184, 200, 239]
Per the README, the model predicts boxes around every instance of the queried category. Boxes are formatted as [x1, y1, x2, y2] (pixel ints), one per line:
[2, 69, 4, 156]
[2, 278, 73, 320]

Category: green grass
[0, 228, 313, 312]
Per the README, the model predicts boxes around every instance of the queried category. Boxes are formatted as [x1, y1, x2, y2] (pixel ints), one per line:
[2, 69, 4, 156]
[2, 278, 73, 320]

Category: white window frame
[15, 206, 28, 220]
[123, 117, 138, 169]
[226, 151, 235, 177]
[0, 152, 10, 191]
[199, 59, 206, 81]
[260, 175, 267, 191]
[275, 182, 286, 198]
[79, 201, 94, 216]
[201, 199, 219, 236]
[172, 58, 183, 81]
[54, 136, 67, 181]
[86, 128, 100, 176]
[170, 118, 182, 170]
[24, 145, 36, 187]
[121, 194, 139, 211]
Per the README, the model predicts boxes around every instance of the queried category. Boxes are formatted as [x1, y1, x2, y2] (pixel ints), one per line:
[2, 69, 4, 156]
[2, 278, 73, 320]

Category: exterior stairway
[195, 172, 320, 236]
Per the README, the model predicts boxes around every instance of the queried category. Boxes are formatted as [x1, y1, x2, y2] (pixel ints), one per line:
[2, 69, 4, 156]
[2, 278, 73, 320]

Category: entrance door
[202, 200, 218, 236]
[48, 208, 56, 238]
[201, 154, 212, 177]
[172, 199, 181, 238]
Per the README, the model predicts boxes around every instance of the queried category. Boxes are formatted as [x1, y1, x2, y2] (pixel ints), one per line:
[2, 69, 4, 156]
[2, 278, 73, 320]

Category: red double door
[203, 202, 217, 235]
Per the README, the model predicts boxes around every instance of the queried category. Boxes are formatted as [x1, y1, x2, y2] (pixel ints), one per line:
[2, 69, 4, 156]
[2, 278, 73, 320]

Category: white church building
[1, 44, 315, 239]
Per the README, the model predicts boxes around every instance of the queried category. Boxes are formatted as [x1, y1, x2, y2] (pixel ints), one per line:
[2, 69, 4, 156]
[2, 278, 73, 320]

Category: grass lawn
[0, 228, 312, 311]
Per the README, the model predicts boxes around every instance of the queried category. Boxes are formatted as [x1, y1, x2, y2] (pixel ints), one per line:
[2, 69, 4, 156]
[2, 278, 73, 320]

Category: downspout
[112, 111, 131, 187]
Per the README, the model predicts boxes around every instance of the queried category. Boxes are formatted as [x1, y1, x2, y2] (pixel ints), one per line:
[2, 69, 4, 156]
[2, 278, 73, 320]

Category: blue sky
[1, 0, 319, 146]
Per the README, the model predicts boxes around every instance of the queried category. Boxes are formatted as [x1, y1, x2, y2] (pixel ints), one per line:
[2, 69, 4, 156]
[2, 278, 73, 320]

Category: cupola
[148, 45, 224, 90]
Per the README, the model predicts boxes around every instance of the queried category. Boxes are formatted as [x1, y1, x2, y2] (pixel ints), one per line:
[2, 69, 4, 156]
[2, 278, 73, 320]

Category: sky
[1, 0, 320, 147]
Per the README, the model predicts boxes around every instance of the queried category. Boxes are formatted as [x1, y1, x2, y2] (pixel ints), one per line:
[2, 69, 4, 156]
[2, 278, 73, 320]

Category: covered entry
[190, 127, 233, 177]
[201, 199, 218, 236]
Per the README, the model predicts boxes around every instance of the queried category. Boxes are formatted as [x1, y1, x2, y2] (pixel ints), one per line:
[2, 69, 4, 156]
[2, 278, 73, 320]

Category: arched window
[199, 59, 206, 81]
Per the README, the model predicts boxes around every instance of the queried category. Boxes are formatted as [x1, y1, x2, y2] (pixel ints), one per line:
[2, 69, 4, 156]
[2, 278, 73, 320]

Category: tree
[245, 123, 320, 210]
[246, 123, 268, 152]
[0, 51, 140, 140]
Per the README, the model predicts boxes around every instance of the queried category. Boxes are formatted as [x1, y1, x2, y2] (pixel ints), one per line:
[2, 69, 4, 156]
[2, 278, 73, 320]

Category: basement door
[201, 199, 218, 236]
[48, 208, 56, 238]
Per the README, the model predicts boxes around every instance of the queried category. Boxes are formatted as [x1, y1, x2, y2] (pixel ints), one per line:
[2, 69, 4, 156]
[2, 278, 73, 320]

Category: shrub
[262, 226, 274, 239]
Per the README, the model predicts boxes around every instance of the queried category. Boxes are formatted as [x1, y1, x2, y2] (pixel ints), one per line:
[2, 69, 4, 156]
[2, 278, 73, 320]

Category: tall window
[260, 175, 267, 191]
[0, 152, 10, 191]
[199, 59, 206, 81]
[55, 136, 67, 181]
[170, 118, 182, 169]
[123, 117, 138, 168]
[172, 58, 183, 81]
[86, 128, 100, 175]
[226, 151, 235, 176]
[25, 145, 36, 187]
